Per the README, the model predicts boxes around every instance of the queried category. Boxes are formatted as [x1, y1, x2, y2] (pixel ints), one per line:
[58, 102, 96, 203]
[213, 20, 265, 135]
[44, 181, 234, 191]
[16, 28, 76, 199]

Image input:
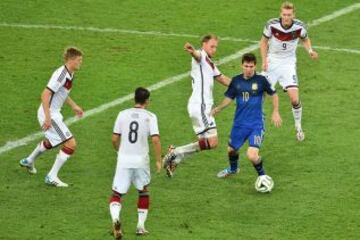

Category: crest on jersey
[252, 83, 258, 91]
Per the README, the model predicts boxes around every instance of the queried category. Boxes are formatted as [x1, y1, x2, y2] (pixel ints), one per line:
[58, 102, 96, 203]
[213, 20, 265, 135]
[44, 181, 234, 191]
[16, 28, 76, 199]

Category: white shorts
[266, 60, 298, 90]
[187, 103, 217, 138]
[112, 168, 150, 194]
[37, 111, 73, 147]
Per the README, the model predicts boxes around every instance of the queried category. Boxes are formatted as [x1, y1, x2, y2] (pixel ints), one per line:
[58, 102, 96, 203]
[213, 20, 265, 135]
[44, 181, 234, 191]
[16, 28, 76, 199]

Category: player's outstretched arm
[66, 96, 84, 118]
[184, 42, 201, 62]
[259, 36, 269, 72]
[151, 135, 162, 174]
[215, 75, 231, 86]
[270, 94, 282, 127]
[112, 134, 121, 151]
[302, 38, 318, 60]
[41, 88, 53, 130]
[211, 97, 233, 116]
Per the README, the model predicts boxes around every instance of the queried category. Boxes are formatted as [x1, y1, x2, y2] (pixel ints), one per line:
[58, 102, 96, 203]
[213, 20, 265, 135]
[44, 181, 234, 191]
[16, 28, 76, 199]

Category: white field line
[0, 3, 359, 155]
[0, 22, 256, 43]
[0, 22, 359, 54]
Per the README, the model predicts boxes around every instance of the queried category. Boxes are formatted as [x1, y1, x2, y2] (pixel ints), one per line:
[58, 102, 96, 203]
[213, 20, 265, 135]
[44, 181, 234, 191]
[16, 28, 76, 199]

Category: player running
[109, 87, 161, 239]
[19, 47, 83, 187]
[212, 53, 282, 181]
[162, 34, 231, 177]
[260, 1, 318, 141]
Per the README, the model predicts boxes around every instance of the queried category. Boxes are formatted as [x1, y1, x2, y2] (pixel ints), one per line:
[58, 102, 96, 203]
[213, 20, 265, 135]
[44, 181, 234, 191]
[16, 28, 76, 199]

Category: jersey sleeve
[47, 68, 66, 93]
[149, 114, 160, 136]
[300, 25, 308, 39]
[263, 76, 276, 95]
[113, 112, 123, 135]
[224, 78, 237, 99]
[213, 65, 222, 77]
[263, 21, 272, 38]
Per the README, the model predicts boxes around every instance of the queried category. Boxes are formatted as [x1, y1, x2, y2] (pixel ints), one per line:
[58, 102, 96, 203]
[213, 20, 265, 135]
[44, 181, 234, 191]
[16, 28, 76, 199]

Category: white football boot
[19, 159, 37, 174]
[45, 175, 68, 187]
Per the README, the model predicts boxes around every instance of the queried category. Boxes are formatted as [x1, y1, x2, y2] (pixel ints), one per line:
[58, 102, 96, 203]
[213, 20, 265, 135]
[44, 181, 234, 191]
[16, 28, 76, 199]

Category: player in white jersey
[19, 47, 84, 187]
[109, 87, 161, 239]
[162, 34, 231, 177]
[260, 1, 318, 141]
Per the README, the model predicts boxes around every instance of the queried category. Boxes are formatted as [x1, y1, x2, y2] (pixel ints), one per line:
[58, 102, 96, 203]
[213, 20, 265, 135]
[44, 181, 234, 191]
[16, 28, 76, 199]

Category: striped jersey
[38, 65, 74, 115]
[189, 49, 222, 105]
[263, 18, 308, 61]
[113, 108, 159, 168]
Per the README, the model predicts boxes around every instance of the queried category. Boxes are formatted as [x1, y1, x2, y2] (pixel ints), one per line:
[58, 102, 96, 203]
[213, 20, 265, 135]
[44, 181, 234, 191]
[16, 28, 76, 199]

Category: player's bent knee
[207, 137, 218, 149]
[64, 138, 77, 151]
[42, 139, 53, 150]
[246, 149, 259, 161]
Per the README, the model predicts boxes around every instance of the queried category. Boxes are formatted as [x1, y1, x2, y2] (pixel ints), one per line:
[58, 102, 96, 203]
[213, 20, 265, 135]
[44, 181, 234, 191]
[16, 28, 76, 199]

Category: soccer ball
[255, 175, 274, 193]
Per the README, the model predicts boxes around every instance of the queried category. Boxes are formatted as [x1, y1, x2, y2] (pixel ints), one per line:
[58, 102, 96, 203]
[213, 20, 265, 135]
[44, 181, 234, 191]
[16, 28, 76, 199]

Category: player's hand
[184, 42, 195, 53]
[211, 107, 220, 116]
[72, 105, 84, 118]
[309, 50, 318, 60]
[262, 61, 268, 72]
[42, 117, 51, 130]
[156, 161, 162, 174]
[271, 111, 282, 128]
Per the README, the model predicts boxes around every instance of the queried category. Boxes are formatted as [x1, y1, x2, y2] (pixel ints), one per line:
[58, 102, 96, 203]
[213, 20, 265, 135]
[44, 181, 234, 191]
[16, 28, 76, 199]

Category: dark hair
[134, 87, 150, 104]
[201, 34, 218, 43]
[242, 53, 257, 64]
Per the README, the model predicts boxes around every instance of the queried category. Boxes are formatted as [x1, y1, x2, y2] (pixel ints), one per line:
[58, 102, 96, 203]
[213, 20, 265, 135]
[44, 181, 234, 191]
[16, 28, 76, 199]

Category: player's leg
[136, 187, 150, 235]
[45, 137, 75, 187]
[174, 103, 218, 161]
[134, 168, 151, 235]
[20, 139, 52, 174]
[20, 112, 55, 174]
[109, 168, 131, 239]
[109, 191, 124, 240]
[247, 128, 266, 176]
[162, 104, 217, 176]
[287, 87, 304, 141]
[281, 64, 304, 141]
[45, 118, 75, 187]
[217, 127, 249, 178]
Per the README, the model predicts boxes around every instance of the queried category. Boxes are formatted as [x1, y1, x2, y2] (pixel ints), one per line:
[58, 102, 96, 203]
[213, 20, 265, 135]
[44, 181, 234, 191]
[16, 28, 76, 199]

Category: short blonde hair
[64, 47, 83, 61]
[201, 34, 218, 43]
[281, 1, 295, 12]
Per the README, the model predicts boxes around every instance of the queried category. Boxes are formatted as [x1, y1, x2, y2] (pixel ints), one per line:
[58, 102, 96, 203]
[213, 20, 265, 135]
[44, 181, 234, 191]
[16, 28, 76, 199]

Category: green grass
[0, 0, 360, 239]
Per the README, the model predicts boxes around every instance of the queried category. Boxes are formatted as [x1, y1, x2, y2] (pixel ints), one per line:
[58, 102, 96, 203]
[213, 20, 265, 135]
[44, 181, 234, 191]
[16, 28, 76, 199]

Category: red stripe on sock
[61, 146, 74, 155]
[42, 140, 52, 149]
[110, 195, 121, 203]
[137, 196, 149, 209]
[199, 138, 210, 150]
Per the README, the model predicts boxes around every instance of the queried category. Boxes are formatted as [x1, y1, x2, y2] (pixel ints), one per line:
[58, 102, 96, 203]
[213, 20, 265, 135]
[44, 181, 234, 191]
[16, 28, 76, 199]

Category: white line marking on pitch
[1, 3, 359, 155]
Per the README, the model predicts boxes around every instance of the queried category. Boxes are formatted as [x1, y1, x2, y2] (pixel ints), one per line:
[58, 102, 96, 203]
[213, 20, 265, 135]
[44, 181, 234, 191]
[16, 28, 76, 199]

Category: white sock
[292, 106, 302, 130]
[137, 209, 148, 228]
[48, 150, 70, 179]
[174, 142, 200, 164]
[110, 202, 122, 223]
[27, 142, 47, 164]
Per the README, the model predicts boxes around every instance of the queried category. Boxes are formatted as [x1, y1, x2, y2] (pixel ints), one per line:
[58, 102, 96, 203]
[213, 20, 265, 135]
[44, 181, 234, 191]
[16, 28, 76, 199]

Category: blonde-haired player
[162, 34, 231, 177]
[260, 1, 318, 141]
[20, 47, 84, 187]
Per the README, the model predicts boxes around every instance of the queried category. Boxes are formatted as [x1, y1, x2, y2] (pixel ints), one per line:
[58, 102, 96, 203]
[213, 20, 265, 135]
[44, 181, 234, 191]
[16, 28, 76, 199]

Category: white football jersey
[189, 49, 222, 105]
[263, 18, 308, 62]
[113, 108, 159, 168]
[38, 65, 74, 116]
